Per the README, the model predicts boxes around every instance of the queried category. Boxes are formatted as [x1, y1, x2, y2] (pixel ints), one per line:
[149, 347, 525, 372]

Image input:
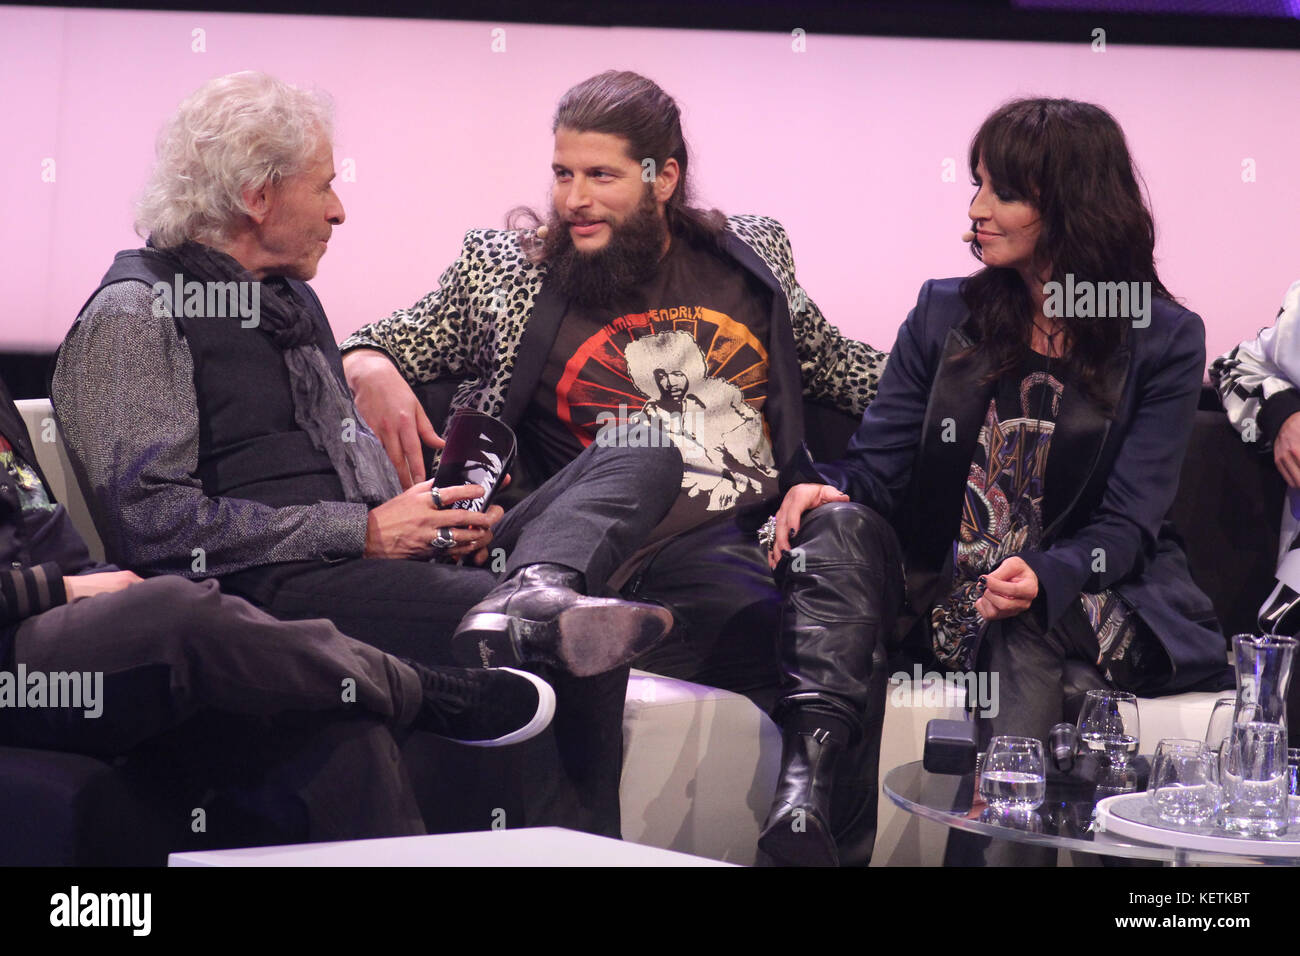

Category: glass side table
[883, 760, 1300, 866]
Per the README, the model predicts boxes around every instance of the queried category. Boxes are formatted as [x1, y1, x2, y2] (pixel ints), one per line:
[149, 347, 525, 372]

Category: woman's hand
[767, 483, 850, 570]
[974, 556, 1039, 621]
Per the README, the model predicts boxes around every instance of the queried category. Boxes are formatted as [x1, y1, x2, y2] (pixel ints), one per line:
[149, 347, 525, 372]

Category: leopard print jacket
[340, 214, 888, 422]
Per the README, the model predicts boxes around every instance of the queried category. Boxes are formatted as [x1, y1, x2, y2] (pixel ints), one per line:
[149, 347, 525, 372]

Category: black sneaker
[407, 662, 555, 747]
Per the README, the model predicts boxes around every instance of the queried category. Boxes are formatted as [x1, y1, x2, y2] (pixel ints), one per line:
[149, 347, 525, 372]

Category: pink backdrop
[3, 4, 1299, 366]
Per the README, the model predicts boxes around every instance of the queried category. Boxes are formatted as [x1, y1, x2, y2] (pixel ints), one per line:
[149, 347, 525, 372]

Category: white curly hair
[135, 71, 334, 249]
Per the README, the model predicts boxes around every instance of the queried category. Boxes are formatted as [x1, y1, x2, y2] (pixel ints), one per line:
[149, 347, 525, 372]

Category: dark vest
[70, 249, 348, 508]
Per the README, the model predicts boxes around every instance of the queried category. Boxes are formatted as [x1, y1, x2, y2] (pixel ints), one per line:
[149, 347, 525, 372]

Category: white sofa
[17, 400, 786, 863]
[14, 399, 1229, 866]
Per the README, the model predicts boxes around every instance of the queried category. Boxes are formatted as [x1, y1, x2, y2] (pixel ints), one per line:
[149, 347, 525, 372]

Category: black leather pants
[627, 500, 903, 864]
[627, 502, 904, 719]
[624, 515, 786, 711]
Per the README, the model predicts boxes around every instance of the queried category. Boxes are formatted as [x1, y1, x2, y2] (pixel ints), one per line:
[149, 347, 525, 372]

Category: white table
[168, 827, 736, 867]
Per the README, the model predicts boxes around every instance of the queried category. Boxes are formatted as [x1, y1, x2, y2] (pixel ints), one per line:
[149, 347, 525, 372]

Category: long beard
[541, 192, 668, 309]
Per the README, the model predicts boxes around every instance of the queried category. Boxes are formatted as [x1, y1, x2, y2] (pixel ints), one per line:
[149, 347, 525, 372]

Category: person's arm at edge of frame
[1209, 279, 1300, 487]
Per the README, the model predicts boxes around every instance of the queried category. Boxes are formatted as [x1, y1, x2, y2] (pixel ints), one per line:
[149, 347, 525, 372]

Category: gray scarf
[163, 240, 402, 505]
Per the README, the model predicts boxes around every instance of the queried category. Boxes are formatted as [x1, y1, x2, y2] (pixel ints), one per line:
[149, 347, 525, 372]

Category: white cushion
[15, 398, 104, 561]
[620, 669, 780, 866]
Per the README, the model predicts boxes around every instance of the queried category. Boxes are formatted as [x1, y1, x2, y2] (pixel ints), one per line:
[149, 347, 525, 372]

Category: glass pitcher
[1232, 634, 1296, 730]
[1218, 634, 1297, 835]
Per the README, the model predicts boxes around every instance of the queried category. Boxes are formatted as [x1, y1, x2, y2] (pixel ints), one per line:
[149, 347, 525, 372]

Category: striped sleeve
[1209, 279, 1300, 452]
[0, 561, 67, 626]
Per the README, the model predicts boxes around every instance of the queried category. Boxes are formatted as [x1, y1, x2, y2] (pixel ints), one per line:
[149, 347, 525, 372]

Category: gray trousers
[628, 504, 899, 866]
[4, 575, 429, 845]
[217, 440, 684, 838]
[946, 604, 1110, 866]
[974, 602, 1109, 748]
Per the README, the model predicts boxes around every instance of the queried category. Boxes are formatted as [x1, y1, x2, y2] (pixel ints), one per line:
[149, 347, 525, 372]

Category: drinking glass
[979, 736, 1047, 810]
[1218, 721, 1289, 835]
[1148, 738, 1220, 825]
[1204, 695, 1236, 755]
[1077, 690, 1141, 769]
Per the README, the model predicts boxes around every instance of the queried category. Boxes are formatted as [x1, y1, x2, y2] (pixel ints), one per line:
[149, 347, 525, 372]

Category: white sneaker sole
[459, 666, 556, 748]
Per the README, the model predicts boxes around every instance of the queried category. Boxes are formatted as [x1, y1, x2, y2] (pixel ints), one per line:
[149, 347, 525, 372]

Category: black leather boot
[451, 563, 673, 677]
[759, 501, 904, 867]
[758, 724, 844, 866]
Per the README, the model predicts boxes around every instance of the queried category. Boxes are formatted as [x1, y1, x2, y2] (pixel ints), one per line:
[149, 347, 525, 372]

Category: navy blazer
[796, 277, 1231, 695]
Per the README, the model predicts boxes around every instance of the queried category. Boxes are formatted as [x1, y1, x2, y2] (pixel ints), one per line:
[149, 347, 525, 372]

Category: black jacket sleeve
[0, 560, 68, 627]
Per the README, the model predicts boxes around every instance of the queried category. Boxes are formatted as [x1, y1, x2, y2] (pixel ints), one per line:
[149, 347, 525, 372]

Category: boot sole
[552, 603, 674, 677]
[453, 602, 673, 678]
[452, 600, 670, 676]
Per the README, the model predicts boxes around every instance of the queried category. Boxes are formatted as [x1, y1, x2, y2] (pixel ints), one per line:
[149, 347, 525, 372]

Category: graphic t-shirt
[523, 235, 775, 544]
[931, 352, 1064, 670]
[929, 352, 1143, 681]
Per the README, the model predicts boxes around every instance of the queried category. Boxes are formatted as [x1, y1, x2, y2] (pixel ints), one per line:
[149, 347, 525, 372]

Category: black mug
[431, 409, 517, 513]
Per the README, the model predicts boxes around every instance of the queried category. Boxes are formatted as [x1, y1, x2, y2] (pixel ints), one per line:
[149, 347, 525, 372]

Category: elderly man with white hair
[53, 71, 684, 840]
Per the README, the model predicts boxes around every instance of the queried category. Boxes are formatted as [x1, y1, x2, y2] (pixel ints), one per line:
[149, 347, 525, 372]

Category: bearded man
[341, 71, 893, 865]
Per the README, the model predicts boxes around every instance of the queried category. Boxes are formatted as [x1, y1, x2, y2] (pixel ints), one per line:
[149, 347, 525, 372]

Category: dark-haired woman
[758, 98, 1232, 867]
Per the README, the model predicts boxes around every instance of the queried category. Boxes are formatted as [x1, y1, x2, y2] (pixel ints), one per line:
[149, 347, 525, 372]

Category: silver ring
[430, 527, 457, 550]
[430, 486, 446, 509]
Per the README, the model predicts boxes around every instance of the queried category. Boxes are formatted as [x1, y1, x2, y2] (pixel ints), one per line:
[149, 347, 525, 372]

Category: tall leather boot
[826, 652, 889, 866]
[758, 501, 904, 867]
[759, 722, 848, 866]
